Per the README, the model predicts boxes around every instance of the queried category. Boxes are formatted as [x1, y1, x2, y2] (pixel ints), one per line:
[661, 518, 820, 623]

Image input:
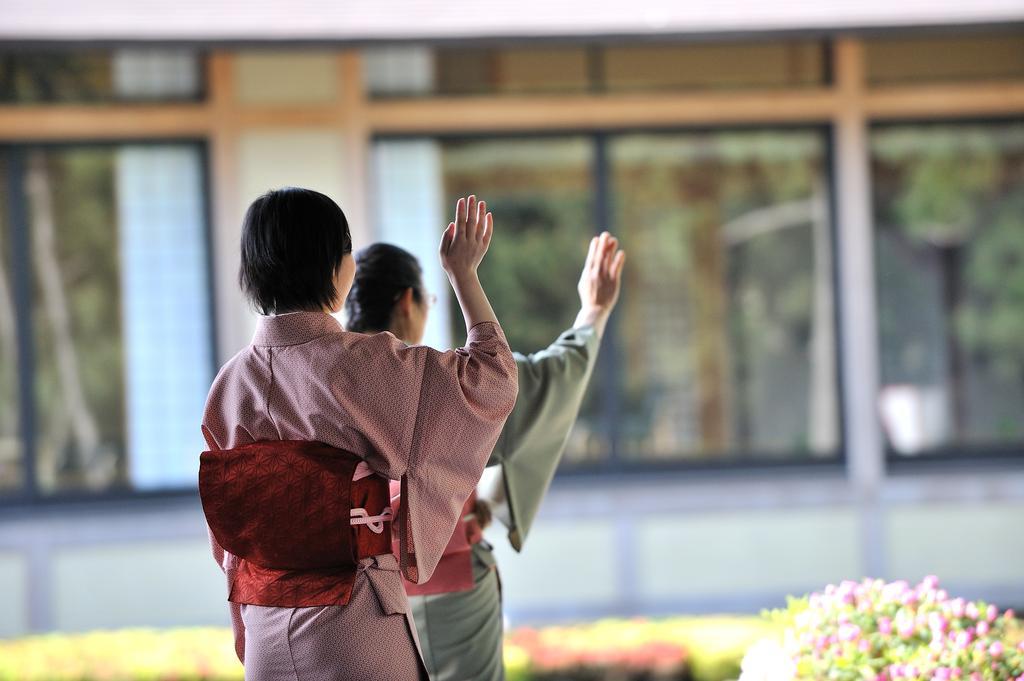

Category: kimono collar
[252, 311, 343, 347]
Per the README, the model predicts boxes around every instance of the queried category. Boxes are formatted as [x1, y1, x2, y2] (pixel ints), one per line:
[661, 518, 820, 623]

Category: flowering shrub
[741, 577, 1024, 681]
[506, 616, 778, 681]
[0, 628, 241, 681]
[506, 619, 689, 680]
[0, 617, 772, 681]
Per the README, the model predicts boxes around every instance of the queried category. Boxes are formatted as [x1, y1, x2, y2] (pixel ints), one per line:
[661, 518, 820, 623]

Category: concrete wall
[3, 470, 1024, 636]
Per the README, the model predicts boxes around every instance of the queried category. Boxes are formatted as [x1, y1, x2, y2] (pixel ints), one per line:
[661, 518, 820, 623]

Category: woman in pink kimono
[200, 188, 517, 680]
[345, 233, 625, 680]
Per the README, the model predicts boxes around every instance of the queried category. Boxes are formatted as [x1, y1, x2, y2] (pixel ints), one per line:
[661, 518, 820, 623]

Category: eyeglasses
[392, 289, 437, 309]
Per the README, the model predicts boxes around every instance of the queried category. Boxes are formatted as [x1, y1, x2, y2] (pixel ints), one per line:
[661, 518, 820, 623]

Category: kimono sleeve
[478, 324, 600, 551]
[207, 526, 246, 663]
[368, 321, 518, 583]
[201, 425, 245, 663]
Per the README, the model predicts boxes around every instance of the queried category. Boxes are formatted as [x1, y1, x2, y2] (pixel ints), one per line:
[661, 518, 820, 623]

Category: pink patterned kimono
[201, 311, 517, 680]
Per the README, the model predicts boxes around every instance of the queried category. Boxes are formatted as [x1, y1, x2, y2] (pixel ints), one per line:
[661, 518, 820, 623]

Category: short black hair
[344, 243, 424, 333]
[239, 187, 352, 315]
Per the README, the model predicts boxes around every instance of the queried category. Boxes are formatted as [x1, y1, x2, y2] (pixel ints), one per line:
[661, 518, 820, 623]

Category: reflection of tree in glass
[441, 140, 593, 352]
[612, 131, 834, 460]
[0, 53, 111, 103]
[0, 160, 22, 489]
[439, 137, 605, 460]
[873, 123, 1024, 446]
[28, 149, 123, 491]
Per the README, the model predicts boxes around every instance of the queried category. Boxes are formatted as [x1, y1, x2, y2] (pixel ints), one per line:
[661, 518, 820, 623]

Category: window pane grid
[375, 129, 841, 469]
[873, 121, 1024, 458]
[2, 142, 213, 497]
[0, 51, 203, 104]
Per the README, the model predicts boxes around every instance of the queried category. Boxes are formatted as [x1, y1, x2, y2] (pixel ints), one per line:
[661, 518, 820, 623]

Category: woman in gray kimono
[344, 232, 625, 681]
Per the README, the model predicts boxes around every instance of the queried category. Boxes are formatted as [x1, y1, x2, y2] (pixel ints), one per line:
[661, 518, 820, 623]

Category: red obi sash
[199, 440, 392, 607]
[391, 483, 483, 596]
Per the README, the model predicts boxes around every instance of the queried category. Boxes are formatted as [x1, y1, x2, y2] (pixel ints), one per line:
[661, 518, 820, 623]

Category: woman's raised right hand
[439, 195, 492, 282]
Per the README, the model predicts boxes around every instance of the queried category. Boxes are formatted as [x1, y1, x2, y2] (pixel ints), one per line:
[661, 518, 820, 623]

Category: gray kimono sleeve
[478, 324, 601, 551]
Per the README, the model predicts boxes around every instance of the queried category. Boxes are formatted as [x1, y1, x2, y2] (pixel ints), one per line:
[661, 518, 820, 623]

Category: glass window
[0, 152, 24, 493]
[441, 138, 605, 462]
[608, 129, 838, 462]
[21, 144, 213, 493]
[363, 40, 826, 97]
[865, 32, 1024, 86]
[373, 136, 608, 463]
[375, 131, 839, 468]
[435, 47, 591, 96]
[873, 121, 1024, 456]
[0, 50, 202, 103]
[364, 46, 590, 98]
[603, 41, 826, 92]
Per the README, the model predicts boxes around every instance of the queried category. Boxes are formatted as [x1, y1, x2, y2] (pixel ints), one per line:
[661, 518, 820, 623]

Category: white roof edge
[0, 1, 1021, 43]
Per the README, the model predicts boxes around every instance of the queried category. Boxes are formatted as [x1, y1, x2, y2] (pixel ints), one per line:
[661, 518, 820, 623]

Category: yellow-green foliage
[0, 628, 241, 681]
[505, 616, 777, 681]
[652, 616, 781, 681]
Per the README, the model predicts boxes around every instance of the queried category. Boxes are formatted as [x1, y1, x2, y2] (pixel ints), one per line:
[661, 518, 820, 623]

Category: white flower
[738, 639, 797, 681]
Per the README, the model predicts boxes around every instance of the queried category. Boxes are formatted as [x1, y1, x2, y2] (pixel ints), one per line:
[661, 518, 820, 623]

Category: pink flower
[949, 598, 966, 618]
[1003, 608, 1015, 620]
[986, 604, 998, 622]
[858, 638, 871, 653]
[898, 619, 915, 639]
[929, 612, 949, 633]
[934, 668, 952, 681]
[879, 617, 893, 635]
[988, 641, 1003, 658]
[976, 621, 990, 636]
[839, 624, 861, 642]
[954, 631, 973, 649]
[922, 575, 940, 590]
[965, 602, 979, 620]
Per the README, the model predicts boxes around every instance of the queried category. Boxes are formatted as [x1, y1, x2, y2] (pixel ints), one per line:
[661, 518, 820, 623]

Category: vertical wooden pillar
[833, 37, 886, 578]
[207, 52, 247, 361]
[337, 51, 371, 247]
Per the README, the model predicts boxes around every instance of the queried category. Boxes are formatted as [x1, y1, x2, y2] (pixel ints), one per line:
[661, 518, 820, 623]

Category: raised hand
[575, 231, 626, 334]
[440, 195, 493, 282]
[439, 195, 500, 331]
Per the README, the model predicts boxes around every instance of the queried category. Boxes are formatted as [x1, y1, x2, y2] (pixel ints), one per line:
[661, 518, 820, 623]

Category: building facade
[1, 10, 1023, 636]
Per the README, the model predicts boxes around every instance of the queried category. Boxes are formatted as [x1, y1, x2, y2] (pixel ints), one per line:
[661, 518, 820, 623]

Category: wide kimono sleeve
[206, 527, 246, 663]
[478, 324, 600, 551]
[200, 424, 246, 663]
[337, 321, 518, 583]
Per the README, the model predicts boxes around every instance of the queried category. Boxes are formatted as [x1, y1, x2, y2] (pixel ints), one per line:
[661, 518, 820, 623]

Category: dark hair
[239, 187, 352, 315]
[344, 243, 425, 333]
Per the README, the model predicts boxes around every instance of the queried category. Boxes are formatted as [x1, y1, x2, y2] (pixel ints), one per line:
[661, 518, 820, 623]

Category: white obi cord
[349, 506, 394, 534]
